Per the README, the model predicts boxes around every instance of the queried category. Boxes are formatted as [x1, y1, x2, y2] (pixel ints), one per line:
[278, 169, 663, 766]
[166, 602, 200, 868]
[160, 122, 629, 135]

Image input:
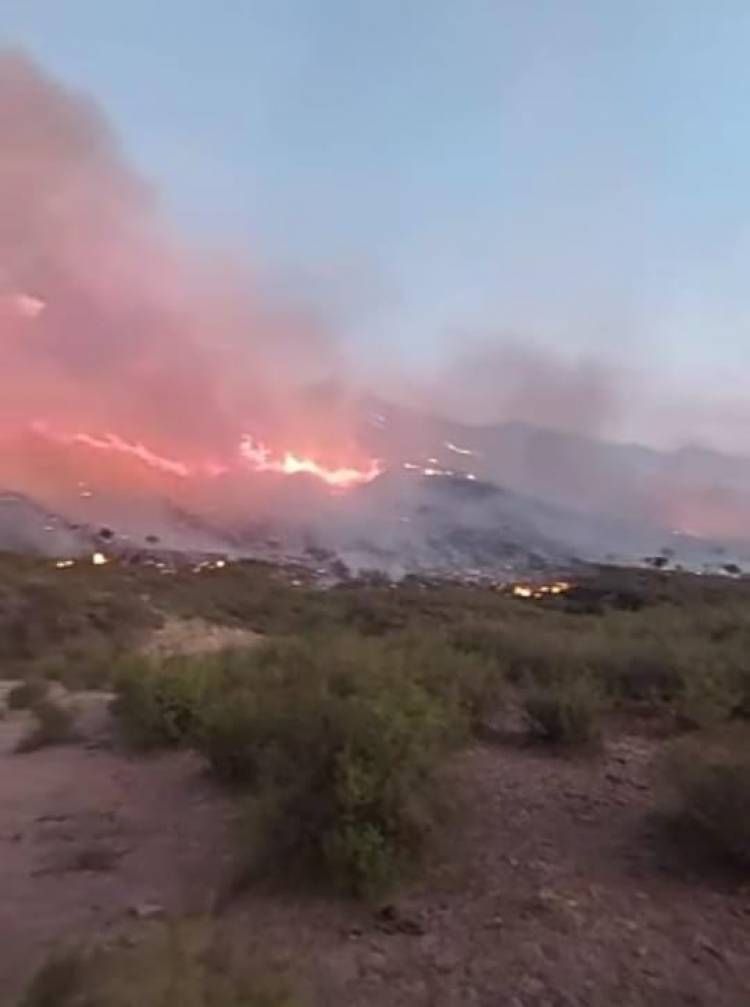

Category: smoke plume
[0, 49, 359, 486]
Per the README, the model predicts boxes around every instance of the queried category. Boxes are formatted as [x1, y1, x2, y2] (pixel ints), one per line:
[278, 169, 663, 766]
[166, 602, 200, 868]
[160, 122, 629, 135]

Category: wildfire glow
[444, 441, 477, 457]
[30, 422, 224, 479]
[511, 581, 571, 600]
[29, 422, 381, 491]
[91, 551, 108, 566]
[239, 436, 382, 489]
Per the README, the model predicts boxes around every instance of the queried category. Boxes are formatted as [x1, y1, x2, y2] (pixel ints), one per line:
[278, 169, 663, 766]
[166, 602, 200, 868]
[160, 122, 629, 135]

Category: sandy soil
[1, 671, 748, 1004]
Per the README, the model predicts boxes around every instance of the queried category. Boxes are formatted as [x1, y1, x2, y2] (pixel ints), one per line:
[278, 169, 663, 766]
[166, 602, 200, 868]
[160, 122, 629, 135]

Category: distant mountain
[1, 405, 749, 576]
[358, 401, 750, 543]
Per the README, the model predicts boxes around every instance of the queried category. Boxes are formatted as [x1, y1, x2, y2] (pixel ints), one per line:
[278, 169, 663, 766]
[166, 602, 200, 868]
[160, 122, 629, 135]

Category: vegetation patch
[19, 921, 298, 1007]
[522, 674, 602, 746]
[16, 698, 76, 753]
[659, 726, 750, 871]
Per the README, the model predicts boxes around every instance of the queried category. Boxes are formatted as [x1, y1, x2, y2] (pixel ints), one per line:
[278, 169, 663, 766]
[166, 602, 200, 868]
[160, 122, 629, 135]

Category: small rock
[129, 902, 165, 920]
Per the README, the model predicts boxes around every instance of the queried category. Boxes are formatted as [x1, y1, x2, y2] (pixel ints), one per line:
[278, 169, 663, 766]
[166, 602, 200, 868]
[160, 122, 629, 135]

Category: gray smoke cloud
[0, 48, 354, 474]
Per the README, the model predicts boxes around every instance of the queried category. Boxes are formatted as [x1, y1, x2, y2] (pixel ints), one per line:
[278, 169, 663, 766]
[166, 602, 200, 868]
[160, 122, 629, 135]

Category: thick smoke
[0, 49, 358, 482]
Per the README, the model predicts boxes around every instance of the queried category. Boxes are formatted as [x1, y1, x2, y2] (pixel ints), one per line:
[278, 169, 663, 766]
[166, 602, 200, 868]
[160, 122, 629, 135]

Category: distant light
[444, 441, 477, 457]
[214, 559, 227, 569]
[91, 552, 108, 566]
[55, 559, 75, 569]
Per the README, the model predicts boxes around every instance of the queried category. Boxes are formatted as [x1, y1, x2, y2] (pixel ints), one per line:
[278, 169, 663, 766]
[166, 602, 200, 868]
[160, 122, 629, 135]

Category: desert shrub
[6, 677, 48, 710]
[601, 640, 684, 704]
[20, 948, 85, 1007]
[0, 574, 156, 674]
[16, 698, 75, 752]
[196, 633, 466, 898]
[675, 658, 745, 729]
[659, 727, 750, 869]
[379, 630, 504, 728]
[19, 921, 298, 1007]
[522, 674, 602, 746]
[113, 653, 228, 749]
[449, 621, 509, 663]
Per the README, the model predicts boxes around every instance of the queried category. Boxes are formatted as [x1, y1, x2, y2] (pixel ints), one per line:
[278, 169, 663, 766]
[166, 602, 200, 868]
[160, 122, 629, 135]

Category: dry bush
[19, 920, 298, 1007]
[522, 674, 602, 746]
[16, 698, 75, 753]
[659, 726, 750, 870]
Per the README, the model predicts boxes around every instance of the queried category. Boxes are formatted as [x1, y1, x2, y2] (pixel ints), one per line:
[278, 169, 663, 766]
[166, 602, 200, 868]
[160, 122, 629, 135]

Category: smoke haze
[4, 49, 750, 558]
[0, 49, 361, 479]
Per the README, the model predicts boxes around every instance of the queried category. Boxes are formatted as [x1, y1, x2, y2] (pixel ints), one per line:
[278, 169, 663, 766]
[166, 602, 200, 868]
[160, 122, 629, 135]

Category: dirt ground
[1, 685, 748, 1005]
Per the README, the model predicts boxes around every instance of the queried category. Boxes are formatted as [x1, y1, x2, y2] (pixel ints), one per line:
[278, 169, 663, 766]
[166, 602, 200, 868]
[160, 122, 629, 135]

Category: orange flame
[239, 435, 381, 489]
[29, 422, 381, 490]
[31, 422, 198, 478]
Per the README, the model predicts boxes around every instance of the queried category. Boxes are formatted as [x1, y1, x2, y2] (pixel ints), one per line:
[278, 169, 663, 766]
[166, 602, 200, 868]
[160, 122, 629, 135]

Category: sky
[3, 1, 750, 451]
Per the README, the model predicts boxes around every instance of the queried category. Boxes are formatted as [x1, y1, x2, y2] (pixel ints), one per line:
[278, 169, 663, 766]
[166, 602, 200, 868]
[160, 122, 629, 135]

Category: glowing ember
[512, 581, 571, 600]
[444, 441, 477, 457]
[239, 436, 381, 489]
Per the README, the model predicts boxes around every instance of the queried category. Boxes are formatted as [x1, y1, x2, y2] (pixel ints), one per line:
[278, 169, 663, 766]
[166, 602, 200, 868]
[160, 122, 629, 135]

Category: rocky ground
[1, 671, 748, 1006]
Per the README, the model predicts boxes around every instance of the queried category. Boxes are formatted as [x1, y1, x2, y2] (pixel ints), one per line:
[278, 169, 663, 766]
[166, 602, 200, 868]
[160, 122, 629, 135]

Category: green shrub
[196, 633, 465, 898]
[380, 630, 503, 728]
[17, 699, 75, 752]
[7, 677, 48, 710]
[603, 641, 684, 704]
[676, 659, 744, 729]
[112, 654, 223, 749]
[522, 674, 602, 746]
[660, 727, 750, 869]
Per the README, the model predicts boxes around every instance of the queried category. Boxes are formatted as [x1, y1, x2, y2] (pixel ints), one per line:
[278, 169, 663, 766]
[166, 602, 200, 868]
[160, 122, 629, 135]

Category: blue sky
[4, 1, 750, 446]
